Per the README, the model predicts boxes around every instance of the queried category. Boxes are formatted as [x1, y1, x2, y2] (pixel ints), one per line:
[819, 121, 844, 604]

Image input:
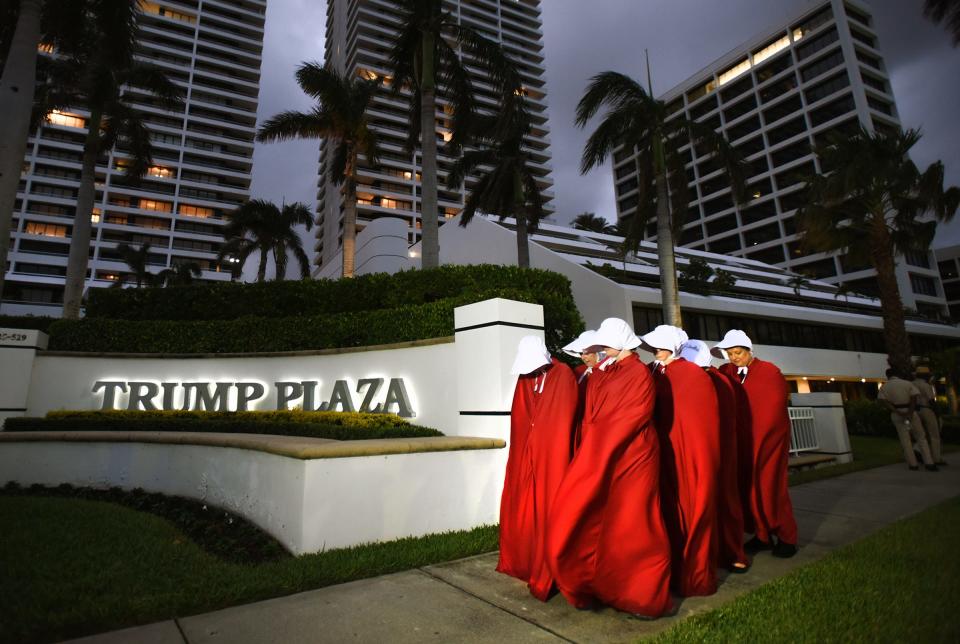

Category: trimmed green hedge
[5, 409, 443, 440]
[844, 399, 896, 438]
[85, 265, 574, 321]
[48, 283, 583, 355]
[0, 315, 57, 332]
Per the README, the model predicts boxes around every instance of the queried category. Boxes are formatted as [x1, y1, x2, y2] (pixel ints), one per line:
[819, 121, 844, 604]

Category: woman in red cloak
[641, 326, 720, 597]
[714, 329, 798, 558]
[547, 318, 672, 617]
[498, 335, 578, 600]
[679, 339, 749, 574]
[562, 330, 601, 454]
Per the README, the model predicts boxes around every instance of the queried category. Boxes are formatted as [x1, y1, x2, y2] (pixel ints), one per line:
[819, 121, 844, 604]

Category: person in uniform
[679, 339, 750, 574]
[498, 335, 578, 600]
[640, 326, 721, 597]
[713, 330, 798, 559]
[912, 372, 946, 466]
[878, 368, 937, 472]
[547, 318, 672, 617]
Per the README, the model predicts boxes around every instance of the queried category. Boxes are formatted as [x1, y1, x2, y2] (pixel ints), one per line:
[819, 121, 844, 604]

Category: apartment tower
[1, 0, 265, 315]
[315, 0, 553, 271]
[612, 0, 947, 317]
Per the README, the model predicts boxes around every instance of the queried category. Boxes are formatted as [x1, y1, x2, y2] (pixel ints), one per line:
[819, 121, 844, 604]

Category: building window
[795, 26, 839, 61]
[147, 165, 175, 179]
[139, 199, 173, 213]
[46, 110, 86, 128]
[24, 221, 68, 238]
[904, 250, 931, 269]
[909, 273, 938, 296]
[937, 259, 959, 280]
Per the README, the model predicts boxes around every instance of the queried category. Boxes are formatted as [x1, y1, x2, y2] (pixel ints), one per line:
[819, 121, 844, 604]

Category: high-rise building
[935, 244, 960, 321]
[1, 0, 266, 316]
[315, 0, 553, 271]
[611, 0, 947, 318]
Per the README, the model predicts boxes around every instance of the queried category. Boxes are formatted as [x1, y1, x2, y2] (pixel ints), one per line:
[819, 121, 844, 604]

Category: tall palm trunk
[341, 152, 357, 278]
[419, 34, 439, 269]
[0, 0, 43, 303]
[871, 220, 912, 374]
[654, 161, 682, 326]
[513, 172, 530, 268]
[257, 248, 268, 282]
[62, 109, 101, 319]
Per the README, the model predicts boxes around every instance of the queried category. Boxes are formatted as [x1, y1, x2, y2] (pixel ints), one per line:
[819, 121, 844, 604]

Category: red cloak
[572, 363, 591, 453]
[704, 366, 748, 569]
[720, 359, 798, 545]
[653, 358, 720, 597]
[497, 357, 578, 600]
[546, 353, 672, 617]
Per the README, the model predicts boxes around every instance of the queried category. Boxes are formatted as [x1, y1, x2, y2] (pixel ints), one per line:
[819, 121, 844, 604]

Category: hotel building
[1, 0, 266, 315]
[314, 0, 554, 272]
[611, 0, 948, 319]
[935, 244, 960, 322]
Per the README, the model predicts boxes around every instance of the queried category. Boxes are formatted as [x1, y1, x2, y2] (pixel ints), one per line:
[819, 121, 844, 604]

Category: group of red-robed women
[497, 320, 798, 618]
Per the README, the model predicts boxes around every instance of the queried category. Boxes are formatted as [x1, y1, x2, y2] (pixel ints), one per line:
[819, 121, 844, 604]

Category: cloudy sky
[249, 0, 960, 249]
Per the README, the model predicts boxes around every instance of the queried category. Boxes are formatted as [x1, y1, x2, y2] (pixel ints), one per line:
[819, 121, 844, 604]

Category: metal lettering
[383, 378, 414, 418]
[356, 378, 384, 413]
[92, 381, 127, 410]
[275, 382, 303, 410]
[301, 380, 320, 411]
[183, 382, 232, 411]
[161, 382, 179, 410]
[235, 382, 265, 411]
[324, 379, 355, 413]
[127, 381, 159, 411]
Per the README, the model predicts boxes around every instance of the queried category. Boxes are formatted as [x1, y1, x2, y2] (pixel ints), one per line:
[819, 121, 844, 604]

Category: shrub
[844, 399, 896, 438]
[5, 409, 443, 440]
[48, 282, 583, 355]
[84, 265, 576, 321]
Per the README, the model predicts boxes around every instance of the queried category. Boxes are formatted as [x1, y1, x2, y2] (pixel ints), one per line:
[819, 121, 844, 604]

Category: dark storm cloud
[251, 0, 960, 250]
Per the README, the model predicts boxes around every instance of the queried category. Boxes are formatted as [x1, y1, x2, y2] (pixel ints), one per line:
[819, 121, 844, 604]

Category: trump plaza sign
[91, 377, 416, 417]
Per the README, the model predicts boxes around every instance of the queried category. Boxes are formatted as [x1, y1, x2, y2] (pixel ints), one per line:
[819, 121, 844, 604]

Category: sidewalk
[68, 462, 960, 644]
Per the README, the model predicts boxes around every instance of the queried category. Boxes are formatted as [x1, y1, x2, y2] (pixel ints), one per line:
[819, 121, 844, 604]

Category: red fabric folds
[497, 358, 577, 600]
[653, 358, 720, 597]
[720, 359, 798, 545]
[705, 366, 748, 569]
[546, 353, 672, 617]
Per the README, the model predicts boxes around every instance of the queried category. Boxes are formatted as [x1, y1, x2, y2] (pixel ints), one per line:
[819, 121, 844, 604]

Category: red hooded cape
[720, 359, 798, 545]
[704, 366, 748, 569]
[653, 358, 720, 597]
[497, 357, 578, 600]
[546, 353, 672, 617]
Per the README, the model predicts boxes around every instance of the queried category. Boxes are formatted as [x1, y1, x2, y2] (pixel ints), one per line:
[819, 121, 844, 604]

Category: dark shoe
[728, 562, 750, 574]
[909, 465, 920, 471]
[772, 541, 798, 558]
[744, 536, 772, 552]
[925, 464, 939, 472]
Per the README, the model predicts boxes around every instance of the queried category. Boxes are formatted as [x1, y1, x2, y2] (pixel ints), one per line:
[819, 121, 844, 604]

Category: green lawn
[0, 496, 497, 643]
[652, 495, 960, 643]
[788, 434, 955, 486]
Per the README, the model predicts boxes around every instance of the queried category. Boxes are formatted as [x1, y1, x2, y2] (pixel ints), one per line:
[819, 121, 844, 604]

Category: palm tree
[786, 273, 811, 298]
[797, 126, 959, 375]
[157, 261, 201, 287]
[114, 242, 156, 288]
[256, 63, 379, 278]
[33, 1, 183, 318]
[447, 106, 544, 268]
[389, 0, 522, 269]
[604, 220, 643, 278]
[576, 71, 746, 327]
[217, 199, 313, 282]
[924, 0, 960, 45]
[572, 212, 616, 235]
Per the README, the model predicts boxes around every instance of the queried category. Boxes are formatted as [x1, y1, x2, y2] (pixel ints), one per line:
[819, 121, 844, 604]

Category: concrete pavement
[66, 461, 960, 644]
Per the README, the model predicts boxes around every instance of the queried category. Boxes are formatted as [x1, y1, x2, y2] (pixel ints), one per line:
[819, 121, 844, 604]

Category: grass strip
[651, 495, 960, 643]
[0, 495, 498, 643]
[789, 435, 957, 486]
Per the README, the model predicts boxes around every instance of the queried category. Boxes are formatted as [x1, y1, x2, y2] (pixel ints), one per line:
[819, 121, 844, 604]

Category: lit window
[141, 2, 196, 23]
[147, 165, 174, 179]
[46, 110, 85, 128]
[403, 171, 413, 180]
[358, 69, 378, 81]
[37, 43, 54, 54]
[793, 28, 804, 42]
[91, 208, 102, 223]
[753, 35, 792, 65]
[25, 222, 67, 237]
[441, 130, 453, 142]
[100, 272, 120, 282]
[139, 199, 173, 213]
[179, 204, 214, 218]
[381, 198, 399, 209]
[718, 58, 751, 86]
